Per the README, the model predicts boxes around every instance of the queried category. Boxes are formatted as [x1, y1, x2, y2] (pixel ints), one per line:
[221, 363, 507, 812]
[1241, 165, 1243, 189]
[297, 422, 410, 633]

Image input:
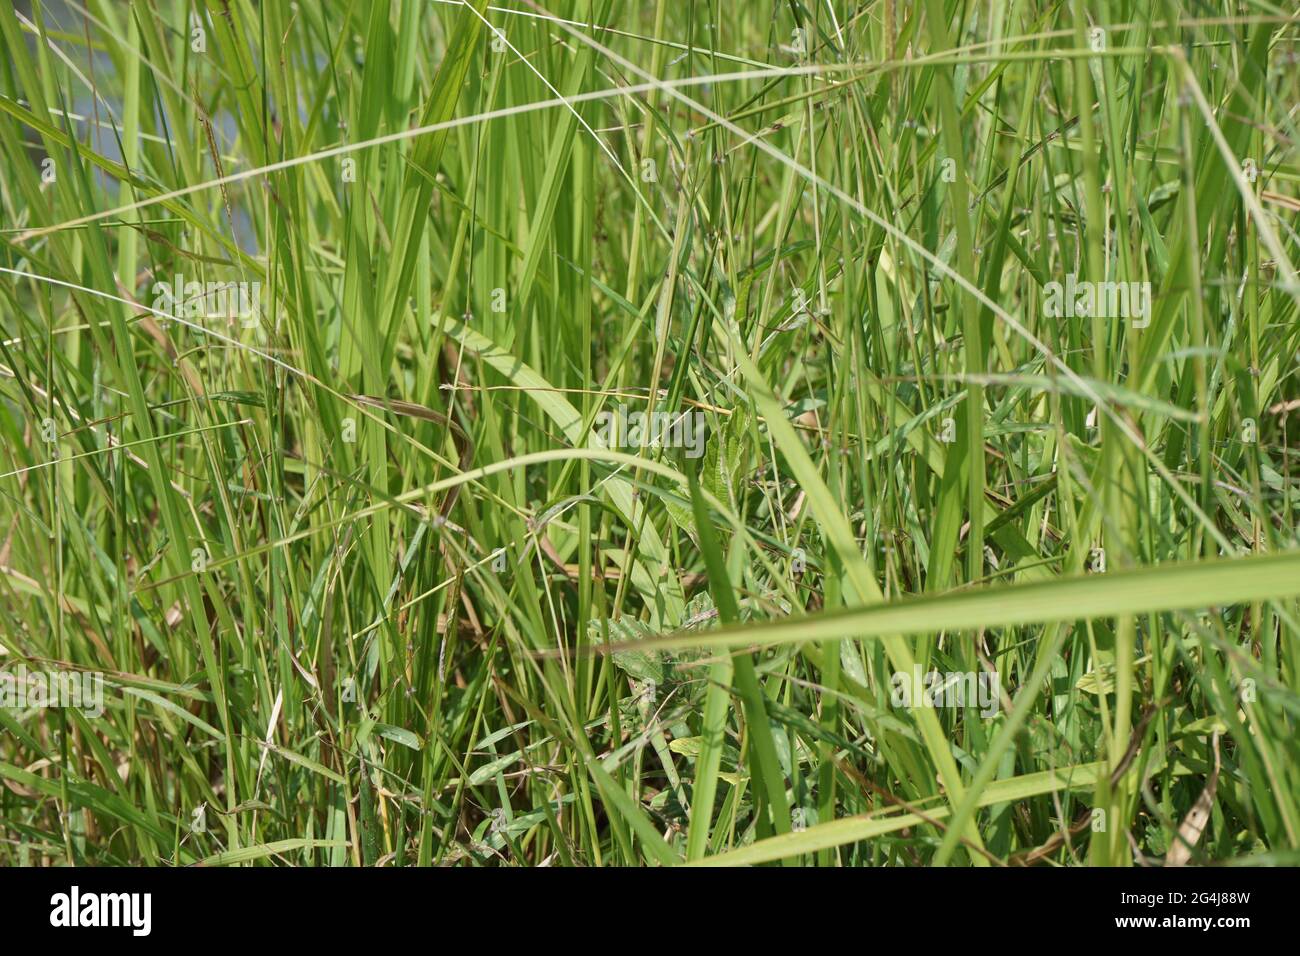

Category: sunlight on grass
[0, 0, 1297, 867]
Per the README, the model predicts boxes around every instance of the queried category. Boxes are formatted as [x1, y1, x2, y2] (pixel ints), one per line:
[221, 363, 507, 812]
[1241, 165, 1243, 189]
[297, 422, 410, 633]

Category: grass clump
[0, 0, 1298, 867]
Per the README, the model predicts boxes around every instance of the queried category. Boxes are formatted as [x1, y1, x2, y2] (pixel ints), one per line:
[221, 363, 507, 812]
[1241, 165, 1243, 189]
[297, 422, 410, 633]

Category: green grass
[0, 0, 1298, 867]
